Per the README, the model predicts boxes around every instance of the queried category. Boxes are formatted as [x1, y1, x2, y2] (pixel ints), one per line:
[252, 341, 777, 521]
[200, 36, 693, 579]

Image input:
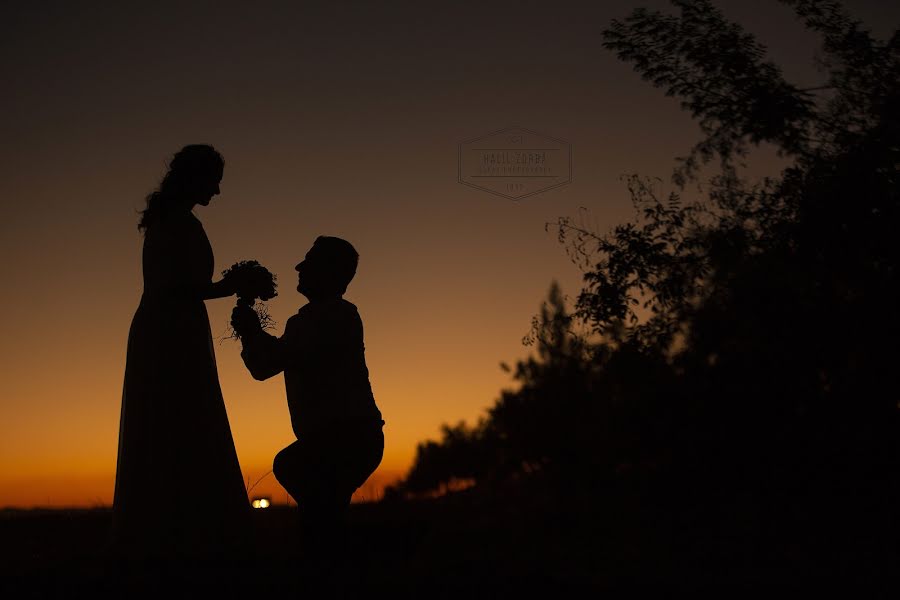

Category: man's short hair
[313, 236, 359, 294]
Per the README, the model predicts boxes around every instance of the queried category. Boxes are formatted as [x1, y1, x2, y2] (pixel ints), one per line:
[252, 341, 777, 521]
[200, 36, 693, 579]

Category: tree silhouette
[394, 3, 898, 569]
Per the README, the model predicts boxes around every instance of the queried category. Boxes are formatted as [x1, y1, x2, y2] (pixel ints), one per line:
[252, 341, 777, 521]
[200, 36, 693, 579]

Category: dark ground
[2, 476, 897, 598]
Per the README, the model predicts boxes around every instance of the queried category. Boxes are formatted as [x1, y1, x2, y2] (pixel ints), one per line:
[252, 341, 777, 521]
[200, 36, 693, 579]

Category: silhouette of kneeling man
[232, 236, 384, 591]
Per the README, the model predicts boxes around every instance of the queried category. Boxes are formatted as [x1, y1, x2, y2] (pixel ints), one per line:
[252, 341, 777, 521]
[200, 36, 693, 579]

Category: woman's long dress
[112, 212, 249, 558]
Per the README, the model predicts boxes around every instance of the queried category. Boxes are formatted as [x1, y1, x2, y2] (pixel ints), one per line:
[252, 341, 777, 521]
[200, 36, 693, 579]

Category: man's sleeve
[240, 329, 287, 381]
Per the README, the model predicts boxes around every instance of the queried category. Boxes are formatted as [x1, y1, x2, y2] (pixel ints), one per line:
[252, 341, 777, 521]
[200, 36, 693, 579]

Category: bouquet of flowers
[222, 260, 277, 340]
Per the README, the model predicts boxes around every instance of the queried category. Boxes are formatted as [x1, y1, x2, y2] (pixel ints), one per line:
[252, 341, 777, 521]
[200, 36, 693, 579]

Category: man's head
[295, 236, 359, 300]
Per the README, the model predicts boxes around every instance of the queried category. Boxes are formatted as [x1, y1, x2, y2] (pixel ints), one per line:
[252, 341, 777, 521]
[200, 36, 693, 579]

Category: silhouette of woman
[112, 145, 250, 560]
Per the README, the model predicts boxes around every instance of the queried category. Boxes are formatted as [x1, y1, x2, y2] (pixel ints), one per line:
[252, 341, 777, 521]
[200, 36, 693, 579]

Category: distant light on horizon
[251, 497, 270, 509]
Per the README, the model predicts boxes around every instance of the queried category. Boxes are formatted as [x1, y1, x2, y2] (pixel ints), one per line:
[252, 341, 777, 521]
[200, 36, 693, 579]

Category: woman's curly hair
[138, 144, 224, 232]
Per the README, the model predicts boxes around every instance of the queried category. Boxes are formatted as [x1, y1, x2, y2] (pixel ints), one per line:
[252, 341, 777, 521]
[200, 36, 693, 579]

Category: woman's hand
[220, 269, 241, 297]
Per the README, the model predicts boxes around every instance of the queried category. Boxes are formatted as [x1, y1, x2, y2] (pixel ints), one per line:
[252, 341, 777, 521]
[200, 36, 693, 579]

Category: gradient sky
[1, 1, 896, 507]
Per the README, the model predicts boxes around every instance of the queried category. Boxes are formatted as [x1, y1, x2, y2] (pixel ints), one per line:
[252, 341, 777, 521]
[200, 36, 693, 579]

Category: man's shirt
[240, 298, 382, 438]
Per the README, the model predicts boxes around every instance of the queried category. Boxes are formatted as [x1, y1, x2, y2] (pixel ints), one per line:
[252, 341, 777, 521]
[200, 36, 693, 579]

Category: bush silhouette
[393, 4, 899, 565]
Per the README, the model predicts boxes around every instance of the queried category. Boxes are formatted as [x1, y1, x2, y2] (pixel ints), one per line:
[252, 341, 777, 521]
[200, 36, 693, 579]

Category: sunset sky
[2, 1, 896, 507]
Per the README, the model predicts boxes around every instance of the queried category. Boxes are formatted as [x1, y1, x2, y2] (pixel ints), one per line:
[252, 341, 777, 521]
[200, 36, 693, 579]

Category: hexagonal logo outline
[458, 126, 572, 200]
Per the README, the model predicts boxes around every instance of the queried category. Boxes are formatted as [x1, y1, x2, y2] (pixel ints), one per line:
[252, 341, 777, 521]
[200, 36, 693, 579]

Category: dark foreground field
[2, 492, 600, 599]
[2, 477, 897, 598]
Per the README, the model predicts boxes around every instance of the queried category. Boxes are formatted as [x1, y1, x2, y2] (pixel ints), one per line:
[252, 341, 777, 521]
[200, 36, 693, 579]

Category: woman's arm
[199, 278, 235, 300]
[148, 218, 237, 301]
